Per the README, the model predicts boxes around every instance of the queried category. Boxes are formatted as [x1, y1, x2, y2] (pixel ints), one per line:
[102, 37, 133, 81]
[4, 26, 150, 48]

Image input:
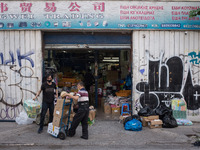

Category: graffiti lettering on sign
[188, 51, 200, 65]
[136, 50, 200, 111]
[0, 49, 34, 67]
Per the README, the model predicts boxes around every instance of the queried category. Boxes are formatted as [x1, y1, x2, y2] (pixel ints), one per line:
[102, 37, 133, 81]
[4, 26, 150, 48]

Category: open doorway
[43, 32, 132, 120]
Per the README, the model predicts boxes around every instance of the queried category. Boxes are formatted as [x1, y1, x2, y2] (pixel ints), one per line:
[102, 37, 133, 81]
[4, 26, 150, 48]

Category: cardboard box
[53, 113, 74, 127]
[146, 115, 159, 120]
[104, 103, 111, 114]
[54, 99, 73, 118]
[47, 122, 60, 137]
[148, 119, 163, 129]
[140, 117, 149, 127]
[140, 115, 159, 127]
[111, 106, 121, 115]
[106, 71, 119, 83]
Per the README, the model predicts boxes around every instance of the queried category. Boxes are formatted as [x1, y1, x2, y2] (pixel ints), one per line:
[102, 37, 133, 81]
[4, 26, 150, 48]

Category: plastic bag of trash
[15, 109, 35, 125]
[23, 99, 41, 118]
[138, 106, 156, 116]
[162, 114, 178, 128]
[124, 118, 142, 131]
[123, 115, 142, 127]
[155, 105, 172, 119]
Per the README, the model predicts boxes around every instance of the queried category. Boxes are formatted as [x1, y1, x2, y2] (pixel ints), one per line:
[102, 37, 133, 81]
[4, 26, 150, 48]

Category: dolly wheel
[58, 131, 66, 140]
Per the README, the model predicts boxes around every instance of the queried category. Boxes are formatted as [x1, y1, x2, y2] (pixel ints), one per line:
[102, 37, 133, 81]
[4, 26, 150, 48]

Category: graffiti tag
[0, 49, 34, 67]
[188, 51, 200, 65]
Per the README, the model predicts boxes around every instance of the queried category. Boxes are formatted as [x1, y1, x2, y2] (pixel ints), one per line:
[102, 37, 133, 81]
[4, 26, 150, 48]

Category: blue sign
[0, 1, 199, 30]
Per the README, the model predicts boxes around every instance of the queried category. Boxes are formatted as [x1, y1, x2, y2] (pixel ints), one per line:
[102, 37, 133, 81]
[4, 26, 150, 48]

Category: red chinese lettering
[68, 2, 81, 12]
[0, 3, 8, 13]
[44, 2, 56, 12]
[20, 3, 32, 13]
[93, 2, 105, 12]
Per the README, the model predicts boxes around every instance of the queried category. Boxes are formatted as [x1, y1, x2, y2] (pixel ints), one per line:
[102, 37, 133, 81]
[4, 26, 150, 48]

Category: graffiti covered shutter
[0, 31, 42, 120]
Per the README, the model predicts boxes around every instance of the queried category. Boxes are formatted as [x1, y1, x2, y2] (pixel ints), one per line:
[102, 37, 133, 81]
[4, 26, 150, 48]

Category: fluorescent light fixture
[102, 59, 119, 62]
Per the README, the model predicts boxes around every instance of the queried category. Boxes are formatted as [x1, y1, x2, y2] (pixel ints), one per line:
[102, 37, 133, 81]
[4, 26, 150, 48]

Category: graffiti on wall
[188, 51, 200, 65]
[0, 49, 38, 120]
[136, 50, 200, 111]
[0, 49, 35, 67]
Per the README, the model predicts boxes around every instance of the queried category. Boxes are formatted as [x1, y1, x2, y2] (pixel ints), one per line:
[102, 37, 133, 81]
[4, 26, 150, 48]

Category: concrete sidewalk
[0, 118, 200, 150]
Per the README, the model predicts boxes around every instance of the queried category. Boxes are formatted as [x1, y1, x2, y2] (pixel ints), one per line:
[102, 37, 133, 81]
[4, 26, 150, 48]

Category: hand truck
[58, 98, 73, 140]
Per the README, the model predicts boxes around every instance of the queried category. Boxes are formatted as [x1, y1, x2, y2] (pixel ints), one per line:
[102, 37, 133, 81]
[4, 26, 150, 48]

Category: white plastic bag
[15, 109, 35, 125]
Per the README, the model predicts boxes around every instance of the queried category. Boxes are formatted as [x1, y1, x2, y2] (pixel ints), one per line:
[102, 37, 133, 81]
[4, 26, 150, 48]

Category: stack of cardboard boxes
[104, 103, 121, 116]
[47, 99, 74, 137]
[140, 115, 163, 129]
[53, 99, 74, 127]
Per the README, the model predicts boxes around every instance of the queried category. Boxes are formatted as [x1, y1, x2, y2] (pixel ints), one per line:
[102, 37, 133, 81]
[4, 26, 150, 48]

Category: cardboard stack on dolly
[47, 92, 74, 140]
[139, 107, 163, 129]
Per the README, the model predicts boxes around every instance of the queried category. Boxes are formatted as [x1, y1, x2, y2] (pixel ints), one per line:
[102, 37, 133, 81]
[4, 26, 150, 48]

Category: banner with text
[0, 1, 200, 30]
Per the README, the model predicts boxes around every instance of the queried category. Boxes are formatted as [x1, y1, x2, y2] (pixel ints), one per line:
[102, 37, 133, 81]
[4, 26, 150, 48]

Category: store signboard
[0, 1, 199, 30]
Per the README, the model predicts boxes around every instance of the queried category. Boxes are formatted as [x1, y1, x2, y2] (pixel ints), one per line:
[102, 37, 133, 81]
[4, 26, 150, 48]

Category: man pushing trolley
[62, 81, 89, 140]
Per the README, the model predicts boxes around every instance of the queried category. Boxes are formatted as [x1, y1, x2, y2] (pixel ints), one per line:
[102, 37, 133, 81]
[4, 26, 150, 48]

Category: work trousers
[40, 101, 54, 129]
[69, 104, 89, 138]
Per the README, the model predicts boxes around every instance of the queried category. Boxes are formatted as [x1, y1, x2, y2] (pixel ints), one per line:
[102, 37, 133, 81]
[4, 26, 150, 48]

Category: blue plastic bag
[124, 118, 142, 131]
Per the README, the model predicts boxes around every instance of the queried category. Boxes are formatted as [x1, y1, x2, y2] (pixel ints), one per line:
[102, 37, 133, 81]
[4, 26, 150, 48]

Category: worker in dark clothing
[33, 74, 58, 134]
[83, 69, 94, 92]
[62, 81, 89, 140]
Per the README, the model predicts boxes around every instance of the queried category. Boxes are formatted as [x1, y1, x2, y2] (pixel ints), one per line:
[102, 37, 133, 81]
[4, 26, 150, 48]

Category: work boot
[38, 127, 43, 134]
[80, 136, 88, 140]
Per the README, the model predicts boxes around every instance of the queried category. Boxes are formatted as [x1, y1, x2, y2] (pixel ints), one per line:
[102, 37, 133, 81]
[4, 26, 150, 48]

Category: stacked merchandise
[52, 99, 74, 127]
[104, 96, 120, 116]
[47, 99, 74, 137]
[23, 99, 41, 119]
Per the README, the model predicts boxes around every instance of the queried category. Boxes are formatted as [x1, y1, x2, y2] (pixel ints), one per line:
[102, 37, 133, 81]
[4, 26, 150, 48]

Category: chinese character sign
[68, 2, 81, 11]
[93, 2, 105, 12]
[20, 3, 32, 13]
[0, 1, 199, 30]
[44, 2, 56, 12]
[0, 3, 8, 13]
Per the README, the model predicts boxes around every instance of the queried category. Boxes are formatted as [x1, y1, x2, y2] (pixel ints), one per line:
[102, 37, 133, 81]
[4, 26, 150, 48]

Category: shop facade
[0, 1, 200, 120]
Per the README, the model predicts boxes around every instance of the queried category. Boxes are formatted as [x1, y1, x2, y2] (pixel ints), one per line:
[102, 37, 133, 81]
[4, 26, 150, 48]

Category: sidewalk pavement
[0, 118, 200, 150]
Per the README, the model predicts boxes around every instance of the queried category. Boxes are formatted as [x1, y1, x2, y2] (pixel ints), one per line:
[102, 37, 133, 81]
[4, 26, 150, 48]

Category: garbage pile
[121, 98, 193, 131]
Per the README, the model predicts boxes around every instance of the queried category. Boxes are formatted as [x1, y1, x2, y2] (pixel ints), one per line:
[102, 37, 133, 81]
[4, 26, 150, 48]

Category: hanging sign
[0, 1, 199, 30]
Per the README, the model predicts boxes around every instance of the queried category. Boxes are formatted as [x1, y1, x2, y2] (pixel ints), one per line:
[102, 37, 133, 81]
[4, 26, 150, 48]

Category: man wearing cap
[62, 81, 89, 140]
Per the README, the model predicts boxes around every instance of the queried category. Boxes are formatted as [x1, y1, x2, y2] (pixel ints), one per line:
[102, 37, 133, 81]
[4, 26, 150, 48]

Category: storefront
[0, 1, 200, 121]
[43, 32, 132, 109]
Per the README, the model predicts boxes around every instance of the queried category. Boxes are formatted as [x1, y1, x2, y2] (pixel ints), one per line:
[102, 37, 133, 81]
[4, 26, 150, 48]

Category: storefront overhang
[44, 32, 132, 49]
[45, 44, 131, 50]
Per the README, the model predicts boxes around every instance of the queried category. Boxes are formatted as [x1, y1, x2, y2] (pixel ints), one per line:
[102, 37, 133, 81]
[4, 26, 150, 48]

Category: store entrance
[43, 32, 132, 120]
